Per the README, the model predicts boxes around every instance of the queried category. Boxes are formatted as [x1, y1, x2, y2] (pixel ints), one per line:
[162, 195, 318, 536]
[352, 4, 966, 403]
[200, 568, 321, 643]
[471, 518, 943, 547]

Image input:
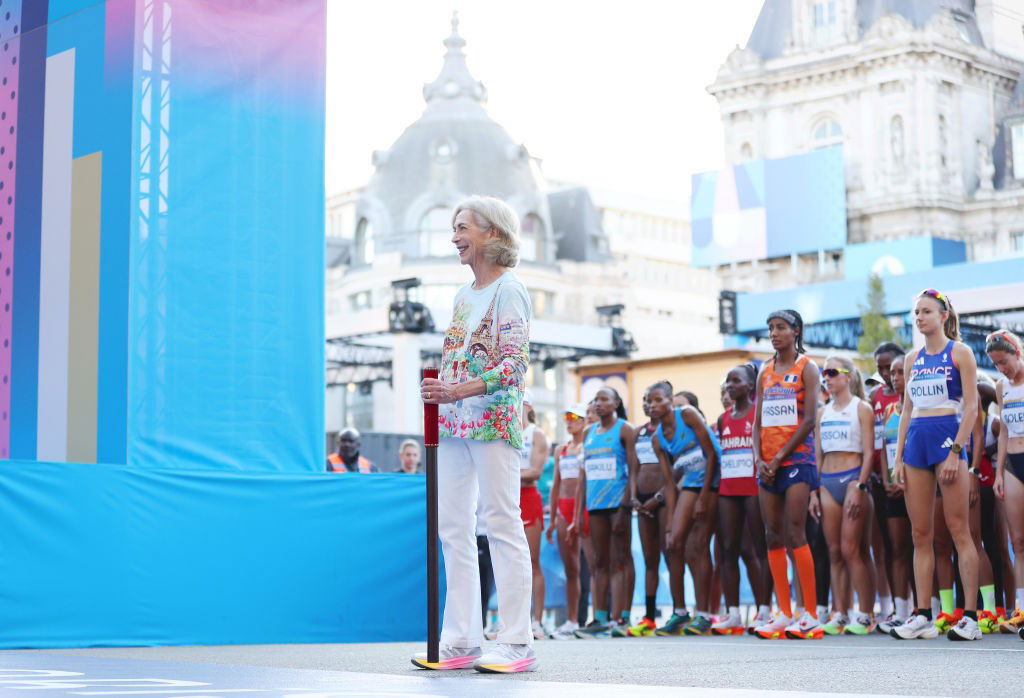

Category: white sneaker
[484, 619, 503, 641]
[532, 619, 547, 640]
[711, 610, 745, 635]
[947, 615, 982, 641]
[411, 644, 482, 670]
[892, 614, 939, 640]
[550, 620, 579, 640]
[754, 613, 793, 639]
[747, 609, 773, 635]
[877, 612, 900, 635]
[474, 643, 538, 673]
[785, 611, 823, 639]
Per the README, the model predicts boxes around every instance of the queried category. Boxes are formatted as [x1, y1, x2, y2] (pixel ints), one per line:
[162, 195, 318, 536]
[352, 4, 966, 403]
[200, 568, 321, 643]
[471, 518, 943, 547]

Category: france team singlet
[759, 355, 815, 467]
[907, 340, 962, 412]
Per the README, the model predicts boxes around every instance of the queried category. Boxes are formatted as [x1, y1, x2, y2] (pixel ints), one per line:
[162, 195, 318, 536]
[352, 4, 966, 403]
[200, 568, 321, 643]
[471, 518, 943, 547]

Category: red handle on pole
[423, 367, 439, 446]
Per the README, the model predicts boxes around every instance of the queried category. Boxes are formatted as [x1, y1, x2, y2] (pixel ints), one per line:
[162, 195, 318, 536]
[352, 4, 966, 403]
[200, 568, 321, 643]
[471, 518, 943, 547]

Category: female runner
[656, 386, 721, 635]
[892, 289, 980, 641]
[986, 329, 1024, 635]
[627, 383, 678, 636]
[713, 363, 772, 634]
[520, 398, 549, 640]
[811, 356, 876, 635]
[752, 309, 822, 640]
[574, 387, 639, 638]
[546, 403, 592, 639]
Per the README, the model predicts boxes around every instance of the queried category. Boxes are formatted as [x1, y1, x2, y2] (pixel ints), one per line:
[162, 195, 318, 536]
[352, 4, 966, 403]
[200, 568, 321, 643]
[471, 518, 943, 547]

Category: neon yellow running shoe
[627, 617, 657, 637]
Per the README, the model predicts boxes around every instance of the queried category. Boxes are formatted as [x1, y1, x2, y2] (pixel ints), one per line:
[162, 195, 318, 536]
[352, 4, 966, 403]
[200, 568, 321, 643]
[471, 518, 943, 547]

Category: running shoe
[844, 612, 875, 635]
[627, 617, 657, 637]
[610, 620, 631, 638]
[892, 614, 939, 640]
[978, 611, 998, 635]
[822, 611, 848, 636]
[1000, 608, 1024, 634]
[877, 613, 902, 635]
[933, 611, 958, 633]
[746, 609, 773, 635]
[754, 613, 793, 640]
[1019, 625, 1024, 641]
[573, 620, 611, 639]
[474, 643, 538, 673]
[947, 615, 982, 641]
[532, 619, 547, 640]
[655, 612, 692, 636]
[549, 621, 578, 640]
[683, 615, 712, 636]
[711, 611, 745, 636]
[411, 644, 482, 670]
[785, 611, 824, 640]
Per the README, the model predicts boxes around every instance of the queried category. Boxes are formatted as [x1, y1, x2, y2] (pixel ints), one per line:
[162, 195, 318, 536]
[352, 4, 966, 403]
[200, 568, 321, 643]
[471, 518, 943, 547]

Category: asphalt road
[21, 631, 1024, 696]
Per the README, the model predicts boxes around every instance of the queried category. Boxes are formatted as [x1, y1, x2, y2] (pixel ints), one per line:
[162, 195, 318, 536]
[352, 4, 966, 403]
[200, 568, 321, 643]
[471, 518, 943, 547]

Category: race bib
[909, 374, 948, 408]
[1004, 401, 1024, 437]
[873, 420, 884, 450]
[673, 446, 705, 474]
[721, 451, 754, 480]
[585, 455, 616, 481]
[559, 454, 581, 480]
[761, 395, 798, 427]
[636, 438, 657, 464]
[885, 443, 898, 473]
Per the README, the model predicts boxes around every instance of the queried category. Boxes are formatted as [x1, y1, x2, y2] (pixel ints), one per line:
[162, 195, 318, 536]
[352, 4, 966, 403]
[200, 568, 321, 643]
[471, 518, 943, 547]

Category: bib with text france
[721, 451, 754, 480]
[585, 455, 616, 481]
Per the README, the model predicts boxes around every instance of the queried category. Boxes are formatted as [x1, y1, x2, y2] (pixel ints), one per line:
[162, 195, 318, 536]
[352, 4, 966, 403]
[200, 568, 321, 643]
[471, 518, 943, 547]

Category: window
[890, 115, 904, 166]
[520, 213, 545, 263]
[811, 118, 842, 149]
[812, 0, 837, 44]
[1011, 122, 1024, 181]
[1012, 232, 1024, 254]
[531, 289, 555, 318]
[354, 218, 374, 265]
[349, 290, 371, 311]
[739, 142, 753, 161]
[420, 207, 453, 257]
[938, 115, 949, 170]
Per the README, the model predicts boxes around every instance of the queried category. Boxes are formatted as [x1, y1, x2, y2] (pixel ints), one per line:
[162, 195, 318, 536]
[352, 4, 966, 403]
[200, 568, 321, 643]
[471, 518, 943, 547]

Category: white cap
[866, 371, 884, 385]
[564, 402, 587, 418]
[523, 389, 535, 405]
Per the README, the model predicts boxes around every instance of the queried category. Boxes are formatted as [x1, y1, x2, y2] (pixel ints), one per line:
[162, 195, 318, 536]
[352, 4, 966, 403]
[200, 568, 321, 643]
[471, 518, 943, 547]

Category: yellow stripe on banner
[66, 152, 102, 463]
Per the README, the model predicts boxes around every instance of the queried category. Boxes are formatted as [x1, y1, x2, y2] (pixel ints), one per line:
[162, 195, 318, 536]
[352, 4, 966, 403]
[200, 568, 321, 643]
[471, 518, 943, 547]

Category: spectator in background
[399, 439, 422, 474]
[327, 428, 377, 473]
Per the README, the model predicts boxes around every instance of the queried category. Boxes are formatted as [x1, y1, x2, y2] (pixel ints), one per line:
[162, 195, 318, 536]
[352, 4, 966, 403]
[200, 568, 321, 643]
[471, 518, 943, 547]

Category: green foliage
[857, 273, 896, 372]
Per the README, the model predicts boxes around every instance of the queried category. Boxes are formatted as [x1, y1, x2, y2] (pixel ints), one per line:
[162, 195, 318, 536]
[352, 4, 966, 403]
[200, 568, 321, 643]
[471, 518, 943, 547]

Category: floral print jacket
[439, 271, 531, 449]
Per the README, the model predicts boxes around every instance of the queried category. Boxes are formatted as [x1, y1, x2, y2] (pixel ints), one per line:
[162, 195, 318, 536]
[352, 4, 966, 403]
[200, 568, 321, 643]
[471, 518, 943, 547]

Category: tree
[857, 272, 896, 372]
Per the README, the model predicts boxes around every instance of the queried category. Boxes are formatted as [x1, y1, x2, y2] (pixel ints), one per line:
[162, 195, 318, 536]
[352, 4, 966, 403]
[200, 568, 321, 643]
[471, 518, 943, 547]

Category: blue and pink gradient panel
[7, 0, 324, 471]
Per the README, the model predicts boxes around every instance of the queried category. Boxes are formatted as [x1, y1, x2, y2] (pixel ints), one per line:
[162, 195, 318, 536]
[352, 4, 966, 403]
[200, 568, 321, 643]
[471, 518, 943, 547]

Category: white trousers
[438, 437, 532, 647]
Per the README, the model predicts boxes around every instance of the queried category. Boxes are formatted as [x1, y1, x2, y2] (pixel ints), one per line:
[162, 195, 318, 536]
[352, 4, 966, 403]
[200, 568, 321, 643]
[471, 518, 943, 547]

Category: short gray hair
[451, 196, 520, 268]
[399, 439, 420, 454]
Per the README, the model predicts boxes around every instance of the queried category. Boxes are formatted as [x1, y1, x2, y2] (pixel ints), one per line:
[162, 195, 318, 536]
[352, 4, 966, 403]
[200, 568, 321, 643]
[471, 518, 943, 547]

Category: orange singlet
[759, 355, 815, 468]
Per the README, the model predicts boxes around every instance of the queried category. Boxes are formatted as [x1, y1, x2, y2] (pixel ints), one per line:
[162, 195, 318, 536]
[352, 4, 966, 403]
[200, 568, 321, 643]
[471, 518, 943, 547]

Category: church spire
[422, 11, 488, 104]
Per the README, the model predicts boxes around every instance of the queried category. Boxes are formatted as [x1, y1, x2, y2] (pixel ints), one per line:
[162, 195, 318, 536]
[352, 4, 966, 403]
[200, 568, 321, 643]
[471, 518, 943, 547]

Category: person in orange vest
[327, 428, 377, 473]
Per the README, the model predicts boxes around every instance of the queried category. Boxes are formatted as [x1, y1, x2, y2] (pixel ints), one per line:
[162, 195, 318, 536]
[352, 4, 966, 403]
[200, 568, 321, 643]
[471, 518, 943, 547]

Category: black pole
[423, 367, 440, 663]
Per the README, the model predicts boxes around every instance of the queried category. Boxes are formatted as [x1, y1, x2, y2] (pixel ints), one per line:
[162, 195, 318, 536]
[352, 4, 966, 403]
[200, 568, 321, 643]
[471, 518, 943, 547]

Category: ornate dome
[354, 13, 553, 264]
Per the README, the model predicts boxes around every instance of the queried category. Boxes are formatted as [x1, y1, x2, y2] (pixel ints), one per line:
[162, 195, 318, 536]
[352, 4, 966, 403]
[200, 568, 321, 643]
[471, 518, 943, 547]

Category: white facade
[708, 0, 1024, 293]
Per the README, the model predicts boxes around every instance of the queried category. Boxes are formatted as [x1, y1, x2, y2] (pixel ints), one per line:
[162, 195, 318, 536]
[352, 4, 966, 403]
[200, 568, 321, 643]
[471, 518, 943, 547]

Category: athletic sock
[964, 609, 978, 621]
[816, 604, 828, 619]
[878, 595, 893, 617]
[1017, 589, 1024, 610]
[595, 609, 609, 625]
[981, 584, 996, 613]
[895, 597, 910, 620]
[919, 608, 933, 621]
[645, 595, 657, 621]
[728, 605, 740, 620]
[767, 548, 793, 618]
[939, 588, 955, 615]
[930, 596, 941, 618]
[674, 607, 688, 617]
[758, 604, 771, 617]
[621, 609, 630, 623]
[793, 544, 818, 618]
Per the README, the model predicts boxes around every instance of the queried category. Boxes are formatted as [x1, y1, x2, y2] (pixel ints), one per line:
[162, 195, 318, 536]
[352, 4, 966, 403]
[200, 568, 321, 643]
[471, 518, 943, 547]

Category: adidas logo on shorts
[941, 437, 954, 449]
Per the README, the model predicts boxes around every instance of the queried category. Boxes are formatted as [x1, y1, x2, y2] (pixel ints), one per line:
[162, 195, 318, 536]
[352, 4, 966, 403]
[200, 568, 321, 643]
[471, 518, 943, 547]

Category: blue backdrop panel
[126, 0, 326, 473]
[0, 466, 428, 647]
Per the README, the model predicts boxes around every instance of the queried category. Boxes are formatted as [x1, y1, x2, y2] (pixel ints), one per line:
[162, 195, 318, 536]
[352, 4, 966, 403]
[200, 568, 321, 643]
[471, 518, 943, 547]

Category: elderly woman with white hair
[413, 195, 536, 673]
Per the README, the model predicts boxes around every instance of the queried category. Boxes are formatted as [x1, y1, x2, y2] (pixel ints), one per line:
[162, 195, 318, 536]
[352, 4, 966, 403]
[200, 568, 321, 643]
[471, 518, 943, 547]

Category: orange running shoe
[785, 611, 824, 640]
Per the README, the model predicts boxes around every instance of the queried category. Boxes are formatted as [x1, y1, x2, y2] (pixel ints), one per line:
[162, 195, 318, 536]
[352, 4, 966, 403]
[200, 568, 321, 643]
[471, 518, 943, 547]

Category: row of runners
[527, 288, 1024, 642]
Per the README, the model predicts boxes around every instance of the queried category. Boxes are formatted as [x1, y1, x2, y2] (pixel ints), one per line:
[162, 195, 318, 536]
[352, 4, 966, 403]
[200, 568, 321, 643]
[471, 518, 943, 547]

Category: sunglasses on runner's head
[564, 412, 582, 422]
[822, 367, 850, 378]
[918, 288, 948, 308]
